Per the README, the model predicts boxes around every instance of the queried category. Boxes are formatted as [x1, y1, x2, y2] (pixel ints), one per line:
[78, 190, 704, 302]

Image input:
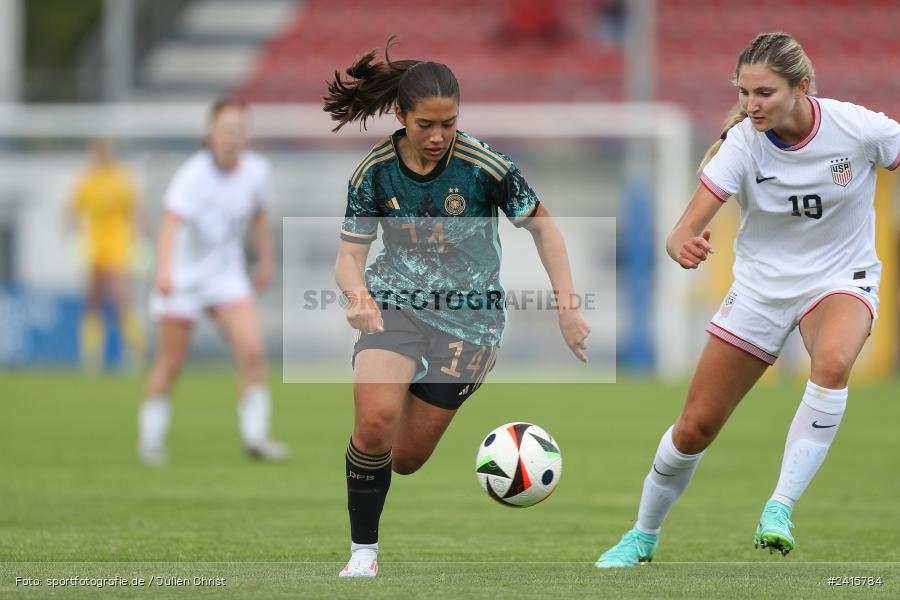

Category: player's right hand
[155, 271, 172, 296]
[676, 229, 714, 269]
[345, 292, 384, 334]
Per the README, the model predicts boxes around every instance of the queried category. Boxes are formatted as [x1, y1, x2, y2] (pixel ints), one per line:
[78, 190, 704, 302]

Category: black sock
[346, 438, 392, 545]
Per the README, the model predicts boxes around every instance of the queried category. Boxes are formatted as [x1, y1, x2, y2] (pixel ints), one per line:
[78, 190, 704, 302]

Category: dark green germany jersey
[341, 129, 540, 347]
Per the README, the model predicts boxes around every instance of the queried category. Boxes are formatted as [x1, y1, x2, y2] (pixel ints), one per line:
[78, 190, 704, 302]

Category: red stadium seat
[237, 0, 898, 133]
[237, 0, 625, 104]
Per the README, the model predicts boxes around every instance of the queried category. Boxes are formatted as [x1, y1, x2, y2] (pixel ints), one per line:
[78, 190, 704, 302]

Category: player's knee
[352, 416, 393, 452]
[353, 434, 392, 456]
[239, 343, 265, 372]
[154, 354, 184, 381]
[391, 455, 425, 475]
[672, 421, 714, 455]
[811, 350, 853, 388]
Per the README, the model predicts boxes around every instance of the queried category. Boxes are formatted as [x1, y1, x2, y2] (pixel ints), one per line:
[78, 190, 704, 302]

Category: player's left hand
[558, 308, 590, 363]
[254, 261, 273, 292]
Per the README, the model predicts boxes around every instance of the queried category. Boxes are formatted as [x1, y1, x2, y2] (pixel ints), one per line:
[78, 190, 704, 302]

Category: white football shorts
[707, 283, 879, 365]
[149, 271, 253, 323]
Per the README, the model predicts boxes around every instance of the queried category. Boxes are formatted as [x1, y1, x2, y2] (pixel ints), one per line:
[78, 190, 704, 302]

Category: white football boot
[339, 548, 378, 578]
[138, 444, 167, 466]
[245, 438, 290, 462]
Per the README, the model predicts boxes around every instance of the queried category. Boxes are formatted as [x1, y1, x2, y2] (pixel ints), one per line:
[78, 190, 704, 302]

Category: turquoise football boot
[594, 527, 658, 568]
[754, 499, 795, 556]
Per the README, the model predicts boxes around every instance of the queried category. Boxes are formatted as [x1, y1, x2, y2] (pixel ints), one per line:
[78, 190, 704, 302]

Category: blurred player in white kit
[138, 98, 288, 465]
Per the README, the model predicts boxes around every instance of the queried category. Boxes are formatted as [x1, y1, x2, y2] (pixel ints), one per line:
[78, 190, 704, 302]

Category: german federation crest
[444, 188, 466, 215]
[830, 157, 852, 187]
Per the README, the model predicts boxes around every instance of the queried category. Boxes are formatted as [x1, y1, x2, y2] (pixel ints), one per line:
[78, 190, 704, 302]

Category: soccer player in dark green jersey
[324, 38, 591, 578]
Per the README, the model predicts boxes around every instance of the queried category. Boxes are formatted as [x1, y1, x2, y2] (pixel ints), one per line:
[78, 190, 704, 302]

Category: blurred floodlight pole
[621, 0, 690, 379]
[622, 0, 655, 370]
[103, 0, 135, 100]
[0, 0, 22, 101]
[624, 0, 688, 378]
[625, 0, 655, 102]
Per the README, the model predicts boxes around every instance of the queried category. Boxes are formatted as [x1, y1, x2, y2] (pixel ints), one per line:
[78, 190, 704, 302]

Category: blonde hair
[698, 32, 816, 173]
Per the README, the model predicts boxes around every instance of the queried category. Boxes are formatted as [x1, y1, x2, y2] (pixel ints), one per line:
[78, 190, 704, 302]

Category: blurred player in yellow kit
[68, 138, 145, 368]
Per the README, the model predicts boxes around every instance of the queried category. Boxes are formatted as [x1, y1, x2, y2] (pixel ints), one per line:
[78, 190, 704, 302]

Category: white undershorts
[707, 282, 879, 364]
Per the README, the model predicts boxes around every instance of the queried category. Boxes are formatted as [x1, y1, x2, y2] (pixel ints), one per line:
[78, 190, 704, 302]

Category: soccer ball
[475, 422, 562, 507]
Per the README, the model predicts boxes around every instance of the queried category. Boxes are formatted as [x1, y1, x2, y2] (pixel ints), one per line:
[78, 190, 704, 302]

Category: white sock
[239, 384, 271, 447]
[139, 395, 171, 452]
[351, 542, 378, 554]
[636, 425, 704, 535]
[771, 380, 847, 508]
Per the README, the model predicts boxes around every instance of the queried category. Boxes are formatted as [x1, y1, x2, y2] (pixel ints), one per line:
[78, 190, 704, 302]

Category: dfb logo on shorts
[720, 291, 737, 317]
[830, 157, 852, 187]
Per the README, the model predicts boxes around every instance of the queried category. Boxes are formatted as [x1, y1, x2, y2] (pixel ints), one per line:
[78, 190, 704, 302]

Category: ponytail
[699, 32, 816, 174]
[697, 104, 747, 174]
[323, 36, 459, 132]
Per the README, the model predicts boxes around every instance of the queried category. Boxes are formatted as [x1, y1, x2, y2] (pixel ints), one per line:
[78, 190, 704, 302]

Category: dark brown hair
[323, 36, 459, 132]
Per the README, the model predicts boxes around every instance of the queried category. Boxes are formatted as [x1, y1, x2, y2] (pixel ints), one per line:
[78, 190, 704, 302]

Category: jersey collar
[764, 97, 821, 151]
[391, 128, 454, 182]
[203, 147, 243, 175]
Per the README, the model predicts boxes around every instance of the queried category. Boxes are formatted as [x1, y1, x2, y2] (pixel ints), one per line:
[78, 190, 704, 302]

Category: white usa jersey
[163, 149, 271, 290]
[700, 97, 900, 301]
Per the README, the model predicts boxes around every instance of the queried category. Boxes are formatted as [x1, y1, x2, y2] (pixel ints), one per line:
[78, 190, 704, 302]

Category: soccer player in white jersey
[138, 99, 288, 465]
[595, 32, 900, 566]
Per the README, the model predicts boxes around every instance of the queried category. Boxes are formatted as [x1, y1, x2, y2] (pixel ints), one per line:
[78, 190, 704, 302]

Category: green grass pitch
[1, 370, 898, 598]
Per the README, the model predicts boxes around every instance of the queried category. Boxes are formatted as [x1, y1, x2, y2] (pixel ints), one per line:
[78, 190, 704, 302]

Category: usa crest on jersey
[830, 157, 852, 187]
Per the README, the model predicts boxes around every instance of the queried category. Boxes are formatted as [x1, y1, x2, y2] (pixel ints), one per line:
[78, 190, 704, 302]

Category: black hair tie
[720, 130, 728, 141]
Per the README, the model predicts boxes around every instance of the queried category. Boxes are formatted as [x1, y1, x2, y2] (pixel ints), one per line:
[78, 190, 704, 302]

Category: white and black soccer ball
[475, 422, 562, 508]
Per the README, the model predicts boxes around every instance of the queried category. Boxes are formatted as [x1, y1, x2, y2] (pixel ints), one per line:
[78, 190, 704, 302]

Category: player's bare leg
[391, 391, 457, 475]
[757, 293, 872, 555]
[212, 301, 287, 461]
[79, 267, 106, 370]
[140, 319, 192, 464]
[673, 335, 770, 453]
[800, 293, 870, 390]
[106, 268, 144, 367]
